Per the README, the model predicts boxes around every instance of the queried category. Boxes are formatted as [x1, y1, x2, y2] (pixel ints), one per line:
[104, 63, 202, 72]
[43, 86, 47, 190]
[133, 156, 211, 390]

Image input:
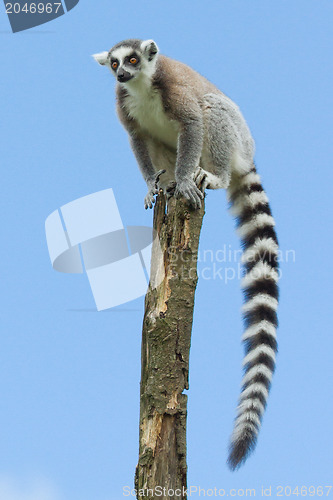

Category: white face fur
[92, 39, 159, 84]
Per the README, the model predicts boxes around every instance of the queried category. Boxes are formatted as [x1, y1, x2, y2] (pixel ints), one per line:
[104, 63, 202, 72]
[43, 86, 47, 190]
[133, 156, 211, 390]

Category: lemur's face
[109, 45, 142, 83]
[93, 39, 159, 84]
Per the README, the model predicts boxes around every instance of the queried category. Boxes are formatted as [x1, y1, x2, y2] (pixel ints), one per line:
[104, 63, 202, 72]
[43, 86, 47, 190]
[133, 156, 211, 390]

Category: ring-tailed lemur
[93, 39, 279, 470]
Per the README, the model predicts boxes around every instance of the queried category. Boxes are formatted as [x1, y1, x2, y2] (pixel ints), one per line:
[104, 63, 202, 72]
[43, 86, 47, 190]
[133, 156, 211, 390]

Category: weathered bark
[135, 192, 205, 499]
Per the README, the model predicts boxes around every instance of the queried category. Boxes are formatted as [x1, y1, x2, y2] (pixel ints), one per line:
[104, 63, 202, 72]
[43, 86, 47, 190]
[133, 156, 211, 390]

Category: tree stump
[135, 191, 205, 499]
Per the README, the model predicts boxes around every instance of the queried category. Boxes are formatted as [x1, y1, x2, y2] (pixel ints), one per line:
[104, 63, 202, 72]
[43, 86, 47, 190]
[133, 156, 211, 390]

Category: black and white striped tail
[227, 165, 279, 470]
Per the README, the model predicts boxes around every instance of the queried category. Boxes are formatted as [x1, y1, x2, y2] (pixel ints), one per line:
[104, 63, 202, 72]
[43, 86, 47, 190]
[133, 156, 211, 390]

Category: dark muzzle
[117, 69, 133, 83]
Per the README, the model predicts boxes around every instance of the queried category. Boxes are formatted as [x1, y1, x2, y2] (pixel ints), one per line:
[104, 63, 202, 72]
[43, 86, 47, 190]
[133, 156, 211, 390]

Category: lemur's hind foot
[166, 181, 177, 199]
[194, 167, 225, 191]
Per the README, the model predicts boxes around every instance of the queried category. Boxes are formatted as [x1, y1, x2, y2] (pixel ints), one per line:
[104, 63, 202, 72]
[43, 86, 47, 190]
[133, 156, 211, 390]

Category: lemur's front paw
[175, 179, 204, 210]
[144, 189, 157, 210]
[144, 169, 166, 209]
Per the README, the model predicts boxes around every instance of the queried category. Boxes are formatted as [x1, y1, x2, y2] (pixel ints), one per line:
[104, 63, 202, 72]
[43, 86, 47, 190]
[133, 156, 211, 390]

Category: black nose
[117, 69, 132, 82]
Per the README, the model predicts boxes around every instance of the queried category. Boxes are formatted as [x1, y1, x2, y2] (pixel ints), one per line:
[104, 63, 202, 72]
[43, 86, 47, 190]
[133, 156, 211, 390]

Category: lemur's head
[93, 39, 159, 84]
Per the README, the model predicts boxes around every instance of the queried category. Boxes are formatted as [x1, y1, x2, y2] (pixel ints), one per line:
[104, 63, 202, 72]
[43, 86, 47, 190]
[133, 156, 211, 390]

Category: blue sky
[1, 1, 333, 498]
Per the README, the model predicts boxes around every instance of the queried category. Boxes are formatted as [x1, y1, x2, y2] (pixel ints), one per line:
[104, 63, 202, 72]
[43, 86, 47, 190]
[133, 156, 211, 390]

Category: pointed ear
[141, 40, 159, 61]
[92, 51, 109, 66]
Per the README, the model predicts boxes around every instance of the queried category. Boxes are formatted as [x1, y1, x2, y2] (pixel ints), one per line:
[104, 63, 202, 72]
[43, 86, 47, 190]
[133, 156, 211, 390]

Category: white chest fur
[124, 82, 179, 149]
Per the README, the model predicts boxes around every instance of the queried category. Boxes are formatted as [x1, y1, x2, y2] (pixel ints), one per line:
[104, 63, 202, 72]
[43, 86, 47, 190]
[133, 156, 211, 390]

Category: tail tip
[227, 431, 258, 471]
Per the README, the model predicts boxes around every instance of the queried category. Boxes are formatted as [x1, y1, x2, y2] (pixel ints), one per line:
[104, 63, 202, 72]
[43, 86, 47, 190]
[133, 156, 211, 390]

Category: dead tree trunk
[135, 192, 205, 499]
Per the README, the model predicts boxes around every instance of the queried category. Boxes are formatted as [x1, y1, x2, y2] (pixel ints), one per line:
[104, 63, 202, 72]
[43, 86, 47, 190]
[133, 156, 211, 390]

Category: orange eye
[112, 61, 118, 70]
[130, 57, 137, 64]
